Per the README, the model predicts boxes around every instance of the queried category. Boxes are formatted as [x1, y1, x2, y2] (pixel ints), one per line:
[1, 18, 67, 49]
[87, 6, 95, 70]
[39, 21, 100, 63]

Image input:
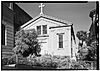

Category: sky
[17, 2, 96, 45]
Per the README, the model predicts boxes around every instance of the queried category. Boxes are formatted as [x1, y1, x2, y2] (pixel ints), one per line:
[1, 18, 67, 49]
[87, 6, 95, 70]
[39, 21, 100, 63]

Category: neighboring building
[21, 3, 76, 58]
[2, 3, 14, 58]
[13, 3, 32, 33]
[1, 2, 32, 58]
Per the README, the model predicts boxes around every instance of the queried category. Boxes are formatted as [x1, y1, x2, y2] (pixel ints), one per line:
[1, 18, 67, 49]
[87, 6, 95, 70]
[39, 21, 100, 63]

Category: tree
[77, 41, 97, 61]
[86, 41, 97, 61]
[76, 31, 87, 47]
[77, 46, 89, 60]
[13, 29, 41, 58]
[86, 35, 97, 46]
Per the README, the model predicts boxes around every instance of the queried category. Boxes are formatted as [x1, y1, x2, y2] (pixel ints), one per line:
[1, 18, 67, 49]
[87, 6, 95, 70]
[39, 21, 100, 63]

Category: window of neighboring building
[37, 26, 41, 35]
[3, 3, 13, 10]
[2, 24, 6, 45]
[3, 3, 10, 7]
[43, 25, 47, 34]
[58, 34, 63, 48]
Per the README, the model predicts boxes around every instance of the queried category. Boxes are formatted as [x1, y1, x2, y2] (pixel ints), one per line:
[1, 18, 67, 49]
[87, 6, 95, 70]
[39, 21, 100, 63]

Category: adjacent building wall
[1, 2, 32, 58]
[49, 26, 71, 56]
[2, 3, 14, 58]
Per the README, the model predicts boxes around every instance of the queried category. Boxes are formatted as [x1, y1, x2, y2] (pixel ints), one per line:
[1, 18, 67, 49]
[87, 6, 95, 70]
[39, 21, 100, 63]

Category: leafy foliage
[18, 54, 71, 68]
[2, 56, 16, 65]
[86, 41, 97, 61]
[86, 35, 97, 46]
[76, 30, 97, 61]
[70, 60, 93, 69]
[76, 31, 87, 41]
[2, 58, 8, 65]
[77, 41, 97, 61]
[32, 54, 58, 67]
[17, 54, 96, 69]
[13, 29, 41, 57]
[76, 31, 87, 47]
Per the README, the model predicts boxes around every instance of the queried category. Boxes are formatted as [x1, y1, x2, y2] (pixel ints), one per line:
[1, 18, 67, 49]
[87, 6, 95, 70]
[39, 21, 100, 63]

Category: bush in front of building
[31, 54, 58, 68]
[13, 29, 41, 58]
[2, 56, 16, 66]
[77, 42, 97, 61]
[2, 58, 8, 65]
[70, 60, 86, 69]
[70, 60, 95, 70]
[16, 54, 95, 69]
[18, 54, 71, 68]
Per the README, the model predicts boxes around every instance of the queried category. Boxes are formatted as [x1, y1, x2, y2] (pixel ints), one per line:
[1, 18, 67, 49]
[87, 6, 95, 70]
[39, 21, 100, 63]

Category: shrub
[18, 54, 93, 69]
[8, 56, 16, 64]
[2, 56, 16, 65]
[2, 58, 8, 65]
[34, 54, 57, 67]
[70, 60, 84, 69]
[19, 54, 58, 68]
[16, 53, 94, 69]
[32, 54, 71, 68]
[57, 59, 70, 69]
[70, 60, 94, 70]
[18, 59, 34, 66]
[13, 29, 41, 58]
[55, 56, 71, 69]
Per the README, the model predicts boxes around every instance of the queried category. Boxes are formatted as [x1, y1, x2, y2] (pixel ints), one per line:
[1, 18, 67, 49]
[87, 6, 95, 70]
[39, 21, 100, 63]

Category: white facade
[21, 14, 76, 58]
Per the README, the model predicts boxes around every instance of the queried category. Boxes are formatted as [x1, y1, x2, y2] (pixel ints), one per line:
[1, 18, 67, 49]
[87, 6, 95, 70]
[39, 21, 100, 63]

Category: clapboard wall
[2, 3, 14, 58]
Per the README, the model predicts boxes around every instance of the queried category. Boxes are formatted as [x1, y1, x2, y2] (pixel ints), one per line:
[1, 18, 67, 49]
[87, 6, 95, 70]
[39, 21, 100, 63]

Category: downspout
[71, 24, 73, 58]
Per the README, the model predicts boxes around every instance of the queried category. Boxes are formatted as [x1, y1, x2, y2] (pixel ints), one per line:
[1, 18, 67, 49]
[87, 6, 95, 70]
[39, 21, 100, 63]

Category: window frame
[2, 24, 7, 45]
[37, 26, 41, 35]
[42, 25, 47, 34]
[58, 34, 63, 48]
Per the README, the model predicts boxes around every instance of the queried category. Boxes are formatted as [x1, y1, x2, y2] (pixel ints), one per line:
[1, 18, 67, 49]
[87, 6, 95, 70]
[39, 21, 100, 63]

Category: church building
[21, 3, 76, 58]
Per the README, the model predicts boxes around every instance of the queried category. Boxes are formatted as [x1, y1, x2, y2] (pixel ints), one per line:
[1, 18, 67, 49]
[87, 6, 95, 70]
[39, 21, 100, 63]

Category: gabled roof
[21, 14, 72, 29]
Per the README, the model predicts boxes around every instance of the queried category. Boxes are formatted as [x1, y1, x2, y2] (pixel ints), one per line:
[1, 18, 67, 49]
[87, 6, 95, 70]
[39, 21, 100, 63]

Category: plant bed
[15, 64, 34, 69]
[2, 64, 56, 70]
[32, 66, 56, 69]
[2, 55, 16, 66]
[2, 64, 35, 70]
[2, 66, 16, 70]
[16, 63, 56, 69]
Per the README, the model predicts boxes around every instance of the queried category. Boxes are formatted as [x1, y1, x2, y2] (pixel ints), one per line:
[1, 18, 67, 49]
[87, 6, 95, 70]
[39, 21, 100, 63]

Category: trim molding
[49, 25, 71, 29]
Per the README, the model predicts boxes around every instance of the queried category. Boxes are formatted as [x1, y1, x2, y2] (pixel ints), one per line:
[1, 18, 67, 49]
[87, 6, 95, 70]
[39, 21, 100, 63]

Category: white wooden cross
[39, 3, 45, 15]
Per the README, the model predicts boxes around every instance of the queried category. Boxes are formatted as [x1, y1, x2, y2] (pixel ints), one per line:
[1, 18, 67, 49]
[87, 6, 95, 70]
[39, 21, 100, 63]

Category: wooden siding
[2, 52, 14, 58]
[2, 21, 14, 58]
[5, 22, 14, 47]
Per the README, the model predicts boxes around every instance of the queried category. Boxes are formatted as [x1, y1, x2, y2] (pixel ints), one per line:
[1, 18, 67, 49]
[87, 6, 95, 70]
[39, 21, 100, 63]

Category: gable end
[21, 15, 70, 29]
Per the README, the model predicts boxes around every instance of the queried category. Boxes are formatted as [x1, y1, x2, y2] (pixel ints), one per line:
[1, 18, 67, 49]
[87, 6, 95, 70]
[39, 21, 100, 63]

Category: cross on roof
[39, 3, 45, 15]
